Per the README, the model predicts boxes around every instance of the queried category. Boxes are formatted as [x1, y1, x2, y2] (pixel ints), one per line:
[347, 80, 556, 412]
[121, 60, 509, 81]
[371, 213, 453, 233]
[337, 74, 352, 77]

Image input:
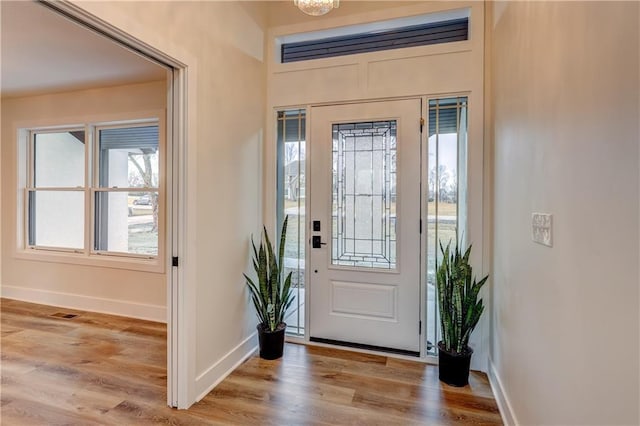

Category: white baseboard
[195, 332, 258, 401]
[1, 285, 166, 323]
[488, 357, 518, 426]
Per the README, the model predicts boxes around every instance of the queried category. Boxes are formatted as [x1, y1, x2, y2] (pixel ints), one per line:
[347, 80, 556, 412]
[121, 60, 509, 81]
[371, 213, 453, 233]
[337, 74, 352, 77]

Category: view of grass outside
[426, 201, 457, 282]
[283, 199, 305, 288]
[283, 199, 305, 334]
[127, 195, 158, 255]
[426, 200, 458, 354]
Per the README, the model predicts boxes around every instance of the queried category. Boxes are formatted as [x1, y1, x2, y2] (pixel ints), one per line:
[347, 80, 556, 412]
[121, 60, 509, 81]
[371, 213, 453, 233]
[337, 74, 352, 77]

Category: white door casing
[309, 99, 422, 354]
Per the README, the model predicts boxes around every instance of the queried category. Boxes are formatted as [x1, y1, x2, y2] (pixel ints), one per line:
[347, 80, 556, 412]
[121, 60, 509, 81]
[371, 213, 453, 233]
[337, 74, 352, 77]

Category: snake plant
[437, 241, 489, 354]
[244, 216, 294, 332]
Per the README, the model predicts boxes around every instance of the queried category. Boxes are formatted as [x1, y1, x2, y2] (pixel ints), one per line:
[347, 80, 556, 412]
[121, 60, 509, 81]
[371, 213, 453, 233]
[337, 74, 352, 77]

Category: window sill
[14, 248, 165, 274]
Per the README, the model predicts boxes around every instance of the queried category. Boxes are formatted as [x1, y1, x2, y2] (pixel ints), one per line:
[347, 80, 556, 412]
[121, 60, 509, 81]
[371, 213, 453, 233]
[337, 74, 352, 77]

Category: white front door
[309, 99, 422, 355]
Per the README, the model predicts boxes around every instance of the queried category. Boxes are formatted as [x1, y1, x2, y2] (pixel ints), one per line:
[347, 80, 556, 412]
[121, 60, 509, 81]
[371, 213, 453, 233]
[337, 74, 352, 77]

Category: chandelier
[294, 0, 339, 16]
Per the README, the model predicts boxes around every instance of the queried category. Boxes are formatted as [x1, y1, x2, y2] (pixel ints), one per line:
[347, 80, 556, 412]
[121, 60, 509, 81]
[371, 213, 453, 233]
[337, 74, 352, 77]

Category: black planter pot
[438, 342, 473, 387]
[257, 323, 286, 360]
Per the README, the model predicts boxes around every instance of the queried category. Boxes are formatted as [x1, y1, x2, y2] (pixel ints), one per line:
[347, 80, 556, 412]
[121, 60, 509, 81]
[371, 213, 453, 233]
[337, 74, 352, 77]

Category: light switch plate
[532, 213, 552, 247]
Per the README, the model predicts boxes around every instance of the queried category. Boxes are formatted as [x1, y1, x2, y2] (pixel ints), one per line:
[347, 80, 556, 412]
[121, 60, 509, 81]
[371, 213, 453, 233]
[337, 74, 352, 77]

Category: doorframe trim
[276, 92, 480, 365]
[302, 97, 425, 355]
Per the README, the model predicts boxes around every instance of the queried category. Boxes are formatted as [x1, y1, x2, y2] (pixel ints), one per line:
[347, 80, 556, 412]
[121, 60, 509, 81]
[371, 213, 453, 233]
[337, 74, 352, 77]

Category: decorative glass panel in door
[332, 121, 396, 269]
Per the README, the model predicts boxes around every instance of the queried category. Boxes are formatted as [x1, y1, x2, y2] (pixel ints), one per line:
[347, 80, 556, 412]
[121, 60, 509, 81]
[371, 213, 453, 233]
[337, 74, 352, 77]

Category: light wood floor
[1, 298, 502, 425]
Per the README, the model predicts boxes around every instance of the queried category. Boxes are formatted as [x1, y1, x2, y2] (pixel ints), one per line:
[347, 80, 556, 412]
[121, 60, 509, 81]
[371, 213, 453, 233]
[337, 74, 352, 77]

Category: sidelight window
[426, 96, 468, 355]
[276, 109, 306, 336]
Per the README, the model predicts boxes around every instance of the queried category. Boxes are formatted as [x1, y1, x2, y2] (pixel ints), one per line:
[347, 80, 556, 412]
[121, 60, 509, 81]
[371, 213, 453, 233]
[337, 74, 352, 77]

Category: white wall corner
[194, 331, 258, 402]
[1, 285, 166, 323]
[487, 357, 518, 426]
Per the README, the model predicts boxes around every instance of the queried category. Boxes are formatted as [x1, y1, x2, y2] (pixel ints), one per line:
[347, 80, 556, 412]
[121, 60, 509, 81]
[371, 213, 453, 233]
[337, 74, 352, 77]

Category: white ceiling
[1, 1, 167, 98]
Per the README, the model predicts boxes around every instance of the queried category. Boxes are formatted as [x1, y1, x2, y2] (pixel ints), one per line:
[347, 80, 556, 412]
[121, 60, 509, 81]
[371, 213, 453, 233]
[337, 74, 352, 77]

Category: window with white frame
[25, 120, 161, 259]
[425, 96, 468, 355]
[276, 109, 306, 336]
[28, 129, 86, 250]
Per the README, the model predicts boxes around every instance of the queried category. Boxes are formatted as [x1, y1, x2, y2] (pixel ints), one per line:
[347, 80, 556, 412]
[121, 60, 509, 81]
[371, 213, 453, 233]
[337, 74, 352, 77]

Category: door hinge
[420, 117, 425, 133]
[172, 256, 179, 267]
[419, 320, 422, 335]
[419, 219, 422, 234]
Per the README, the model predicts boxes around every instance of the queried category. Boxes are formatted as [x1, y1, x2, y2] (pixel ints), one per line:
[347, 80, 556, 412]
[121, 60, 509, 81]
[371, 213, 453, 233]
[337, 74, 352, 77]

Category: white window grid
[24, 119, 161, 260]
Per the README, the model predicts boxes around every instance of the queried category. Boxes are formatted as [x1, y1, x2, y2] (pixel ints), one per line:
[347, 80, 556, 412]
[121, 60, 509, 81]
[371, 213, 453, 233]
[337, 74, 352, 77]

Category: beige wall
[73, 0, 268, 406]
[1, 80, 167, 321]
[490, 1, 639, 424]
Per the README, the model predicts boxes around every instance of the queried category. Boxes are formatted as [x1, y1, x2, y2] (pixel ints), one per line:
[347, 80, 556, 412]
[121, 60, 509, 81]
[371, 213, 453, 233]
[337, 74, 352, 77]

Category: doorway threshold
[310, 337, 420, 357]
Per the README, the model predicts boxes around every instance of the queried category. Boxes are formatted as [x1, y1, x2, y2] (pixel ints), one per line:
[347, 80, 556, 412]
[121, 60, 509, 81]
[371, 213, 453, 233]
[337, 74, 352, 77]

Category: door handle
[312, 235, 326, 249]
